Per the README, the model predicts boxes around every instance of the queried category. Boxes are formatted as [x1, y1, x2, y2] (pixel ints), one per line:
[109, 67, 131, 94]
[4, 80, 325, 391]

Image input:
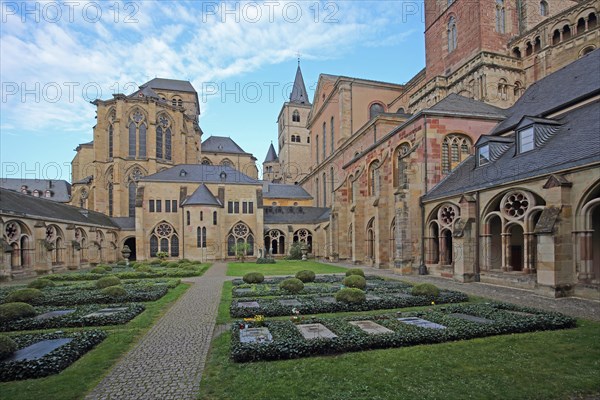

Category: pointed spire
[264, 143, 278, 163]
[290, 63, 310, 105]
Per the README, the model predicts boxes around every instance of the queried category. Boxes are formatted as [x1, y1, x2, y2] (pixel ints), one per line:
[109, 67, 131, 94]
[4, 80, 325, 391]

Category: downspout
[419, 113, 429, 275]
[181, 205, 185, 261]
[475, 190, 481, 281]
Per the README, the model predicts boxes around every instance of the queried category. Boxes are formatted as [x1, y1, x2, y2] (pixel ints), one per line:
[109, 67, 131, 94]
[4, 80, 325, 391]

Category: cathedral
[1, 0, 599, 299]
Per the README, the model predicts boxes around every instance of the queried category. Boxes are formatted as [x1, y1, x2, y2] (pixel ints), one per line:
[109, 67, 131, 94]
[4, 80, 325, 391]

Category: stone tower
[262, 143, 282, 182]
[276, 63, 312, 183]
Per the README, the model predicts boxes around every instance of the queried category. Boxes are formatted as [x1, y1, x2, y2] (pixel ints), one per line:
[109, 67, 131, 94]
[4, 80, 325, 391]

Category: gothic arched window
[330, 116, 335, 154]
[150, 222, 179, 257]
[496, 0, 505, 33]
[442, 134, 472, 174]
[127, 167, 144, 218]
[448, 16, 457, 52]
[395, 143, 411, 189]
[128, 110, 146, 159]
[540, 0, 548, 16]
[369, 160, 381, 197]
[292, 110, 300, 122]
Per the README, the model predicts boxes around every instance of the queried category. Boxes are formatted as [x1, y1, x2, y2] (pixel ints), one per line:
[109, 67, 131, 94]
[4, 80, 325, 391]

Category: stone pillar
[501, 232, 511, 271]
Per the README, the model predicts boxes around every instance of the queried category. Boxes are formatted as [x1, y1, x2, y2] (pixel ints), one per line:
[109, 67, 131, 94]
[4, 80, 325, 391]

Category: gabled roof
[141, 165, 260, 185]
[263, 183, 312, 199]
[0, 188, 117, 228]
[0, 178, 71, 202]
[141, 78, 197, 93]
[264, 206, 330, 224]
[128, 85, 162, 101]
[424, 100, 600, 201]
[430, 93, 508, 117]
[491, 49, 600, 135]
[182, 184, 221, 206]
[202, 136, 251, 155]
[264, 143, 278, 163]
[290, 65, 311, 105]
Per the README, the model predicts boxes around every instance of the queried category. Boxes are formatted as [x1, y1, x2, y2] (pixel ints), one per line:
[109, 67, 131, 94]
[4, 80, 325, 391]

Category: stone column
[501, 232, 511, 271]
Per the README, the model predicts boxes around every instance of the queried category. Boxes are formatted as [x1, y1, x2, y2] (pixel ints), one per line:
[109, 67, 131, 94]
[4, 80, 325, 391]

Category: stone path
[85, 262, 227, 400]
[334, 261, 600, 321]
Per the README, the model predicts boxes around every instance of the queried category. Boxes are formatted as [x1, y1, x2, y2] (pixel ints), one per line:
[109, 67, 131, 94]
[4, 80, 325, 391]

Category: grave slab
[239, 327, 273, 344]
[84, 307, 128, 318]
[316, 296, 336, 303]
[392, 293, 413, 299]
[366, 295, 382, 301]
[349, 320, 394, 335]
[506, 310, 535, 317]
[34, 309, 76, 320]
[234, 288, 252, 295]
[398, 317, 446, 330]
[6, 338, 73, 362]
[449, 313, 494, 324]
[237, 301, 260, 308]
[297, 323, 338, 340]
[279, 299, 302, 307]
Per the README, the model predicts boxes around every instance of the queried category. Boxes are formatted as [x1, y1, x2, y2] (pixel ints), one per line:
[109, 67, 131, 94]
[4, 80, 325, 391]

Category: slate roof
[110, 217, 136, 230]
[0, 188, 118, 228]
[202, 136, 251, 155]
[424, 100, 600, 201]
[264, 143, 278, 163]
[141, 165, 260, 185]
[430, 93, 508, 117]
[182, 184, 221, 206]
[491, 49, 600, 135]
[141, 78, 197, 93]
[263, 183, 312, 199]
[0, 178, 71, 202]
[264, 206, 330, 224]
[290, 65, 311, 105]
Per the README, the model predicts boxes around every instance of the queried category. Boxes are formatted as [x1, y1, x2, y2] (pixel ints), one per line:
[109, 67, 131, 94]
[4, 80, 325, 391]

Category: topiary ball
[295, 270, 316, 283]
[134, 264, 153, 273]
[116, 260, 127, 266]
[342, 275, 367, 290]
[279, 278, 304, 294]
[0, 302, 37, 322]
[0, 334, 18, 360]
[96, 276, 122, 289]
[27, 278, 55, 289]
[91, 266, 106, 274]
[345, 268, 365, 277]
[160, 261, 170, 267]
[5, 288, 43, 304]
[411, 283, 440, 297]
[101, 285, 127, 298]
[335, 288, 366, 304]
[243, 272, 265, 284]
[167, 262, 180, 268]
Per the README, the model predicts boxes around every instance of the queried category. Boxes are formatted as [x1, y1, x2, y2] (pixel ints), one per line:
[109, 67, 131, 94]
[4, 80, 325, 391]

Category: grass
[226, 260, 348, 277]
[199, 319, 600, 400]
[0, 283, 191, 400]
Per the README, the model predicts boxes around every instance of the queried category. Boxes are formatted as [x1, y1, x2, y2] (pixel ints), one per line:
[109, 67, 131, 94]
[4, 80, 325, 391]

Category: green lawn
[226, 260, 348, 276]
[0, 283, 191, 400]
[199, 320, 600, 400]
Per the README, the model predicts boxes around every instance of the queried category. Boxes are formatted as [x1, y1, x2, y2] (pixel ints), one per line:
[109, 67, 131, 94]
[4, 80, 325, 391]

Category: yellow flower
[431, 301, 436, 305]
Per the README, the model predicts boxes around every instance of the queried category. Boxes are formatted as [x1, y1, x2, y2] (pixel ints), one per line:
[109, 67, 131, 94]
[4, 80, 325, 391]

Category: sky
[0, 0, 426, 181]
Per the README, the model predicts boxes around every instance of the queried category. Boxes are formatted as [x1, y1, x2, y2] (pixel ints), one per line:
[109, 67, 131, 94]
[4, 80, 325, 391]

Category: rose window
[269, 230, 280, 239]
[233, 223, 249, 238]
[131, 111, 144, 123]
[45, 226, 56, 242]
[501, 191, 533, 219]
[108, 110, 116, 123]
[438, 205, 458, 226]
[159, 115, 170, 128]
[298, 229, 308, 239]
[75, 229, 81, 241]
[130, 168, 143, 182]
[81, 189, 88, 199]
[156, 223, 173, 237]
[5, 222, 20, 243]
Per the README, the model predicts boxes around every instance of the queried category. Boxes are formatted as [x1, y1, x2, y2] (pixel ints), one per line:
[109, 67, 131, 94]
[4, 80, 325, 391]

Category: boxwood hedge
[0, 303, 145, 332]
[230, 303, 576, 362]
[0, 330, 107, 381]
[41, 264, 208, 281]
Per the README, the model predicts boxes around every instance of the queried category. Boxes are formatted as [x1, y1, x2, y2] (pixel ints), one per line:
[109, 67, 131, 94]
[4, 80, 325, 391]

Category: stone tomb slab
[234, 288, 253, 295]
[392, 293, 413, 299]
[506, 310, 536, 317]
[449, 313, 495, 324]
[6, 338, 73, 362]
[398, 317, 446, 330]
[239, 327, 273, 344]
[316, 296, 336, 303]
[349, 320, 394, 335]
[84, 307, 129, 318]
[366, 295, 381, 301]
[34, 309, 76, 320]
[237, 301, 260, 308]
[279, 299, 302, 307]
[297, 323, 338, 340]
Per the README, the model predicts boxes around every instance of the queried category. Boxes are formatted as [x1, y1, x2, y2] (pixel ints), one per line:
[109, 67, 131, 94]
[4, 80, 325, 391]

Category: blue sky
[0, 1, 425, 181]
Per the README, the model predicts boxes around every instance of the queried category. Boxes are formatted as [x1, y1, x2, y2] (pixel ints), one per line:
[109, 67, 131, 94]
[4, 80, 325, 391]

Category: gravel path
[85, 262, 227, 400]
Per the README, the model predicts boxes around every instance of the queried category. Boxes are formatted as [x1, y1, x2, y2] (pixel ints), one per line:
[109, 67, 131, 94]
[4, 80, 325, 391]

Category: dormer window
[33, 190, 40, 197]
[518, 127, 535, 153]
[44, 190, 52, 198]
[478, 145, 490, 166]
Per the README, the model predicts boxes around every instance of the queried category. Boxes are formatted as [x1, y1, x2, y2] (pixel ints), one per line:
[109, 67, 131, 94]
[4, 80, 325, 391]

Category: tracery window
[128, 110, 147, 159]
[495, 0, 505, 33]
[227, 222, 254, 256]
[369, 160, 381, 197]
[108, 110, 115, 158]
[293, 229, 313, 252]
[442, 134, 472, 174]
[156, 114, 172, 161]
[292, 110, 300, 122]
[150, 222, 179, 257]
[127, 167, 144, 218]
[448, 16, 457, 52]
[395, 143, 410, 189]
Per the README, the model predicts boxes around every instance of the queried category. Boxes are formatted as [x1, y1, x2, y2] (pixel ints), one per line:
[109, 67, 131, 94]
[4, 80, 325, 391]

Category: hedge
[0, 303, 145, 332]
[230, 303, 576, 362]
[0, 330, 107, 381]
[230, 289, 468, 318]
[41, 264, 208, 281]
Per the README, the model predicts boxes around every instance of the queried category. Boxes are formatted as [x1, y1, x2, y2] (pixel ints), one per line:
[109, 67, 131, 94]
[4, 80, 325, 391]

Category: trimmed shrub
[134, 264, 152, 273]
[27, 278, 55, 289]
[5, 288, 43, 304]
[167, 262, 179, 268]
[160, 261, 170, 267]
[0, 302, 37, 322]
[101, 285, 127, 298]
[342, 275, 367, 290]
[295, 270, 316, 283]
[335, 288, 366, 304]
[96, 276, 121, 289]
[116, 260, 127, 266]
[180, 258, 191, 263]
[411, 283, 440, 297]
[0, 334, 17, 360]
[243, 272, 265, 284]
[97, 264, 112, 271]
[286, 242, 303, 260]
[345, 268, 365, 277]
[256, 257, 276, 264]
[90, 266, 106, 274]
[279, 278, 304, 294]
